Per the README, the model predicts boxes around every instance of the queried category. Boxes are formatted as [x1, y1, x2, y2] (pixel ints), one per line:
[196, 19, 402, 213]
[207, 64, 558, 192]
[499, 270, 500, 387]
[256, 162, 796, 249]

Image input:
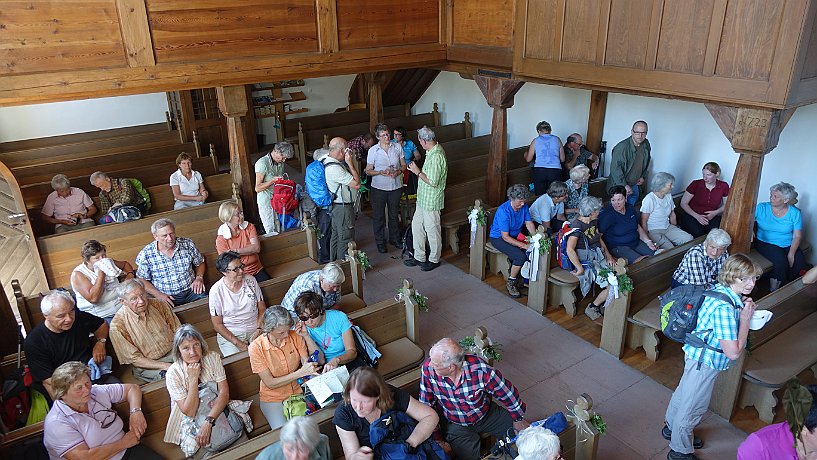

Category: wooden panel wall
[513, 0, 813, 108]
[336, 0, 439, 50]
[447, 0, 516, 69]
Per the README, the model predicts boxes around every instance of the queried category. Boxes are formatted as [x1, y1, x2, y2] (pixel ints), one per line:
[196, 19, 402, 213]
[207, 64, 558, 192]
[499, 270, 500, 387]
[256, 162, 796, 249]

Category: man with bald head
[420, 338, 529, 459]
[562, 133, 599, 178]
[324, 137, 361, 261]
[610, 120, 651, 205]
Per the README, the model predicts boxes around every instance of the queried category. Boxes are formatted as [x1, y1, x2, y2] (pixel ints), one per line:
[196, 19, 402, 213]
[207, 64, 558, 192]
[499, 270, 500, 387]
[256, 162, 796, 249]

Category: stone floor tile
[557, 352, 646, 405]
[596, 433, 647, 460]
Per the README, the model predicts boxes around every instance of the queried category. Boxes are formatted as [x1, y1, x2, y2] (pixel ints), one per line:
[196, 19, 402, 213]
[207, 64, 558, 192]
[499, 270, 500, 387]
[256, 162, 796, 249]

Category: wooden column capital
[474, 75, 525, 109]
[217, 86, 249, 118]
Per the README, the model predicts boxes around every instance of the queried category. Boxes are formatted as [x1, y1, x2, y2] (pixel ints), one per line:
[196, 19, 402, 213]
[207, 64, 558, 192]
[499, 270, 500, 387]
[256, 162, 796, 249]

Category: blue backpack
[305, 158, 343, 208]
[369, 411, 449, 460]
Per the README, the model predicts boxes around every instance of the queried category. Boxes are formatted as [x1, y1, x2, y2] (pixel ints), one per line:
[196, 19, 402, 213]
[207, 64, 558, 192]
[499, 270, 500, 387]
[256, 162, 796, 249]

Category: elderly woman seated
[210, 251, 266, 357]
[488, 184, 538, 299]
[334, 367, 439, 460]
[43, 361, 162, 460]
[90, 171, 150, 217]
[41, 174, 97, 233]
[599, 185, 657, 264]
[281, 262, 345, 316]
[679, 162, 730, 238]
[566, 196, 618, 320]
[164, 324, 250, 458]
[672, 229, 731, 289]
[248, 306, 320, 430]
[754, 182, 806, 291]
[529, 181, 568, 233]
[640, 172, 693, 249]
[216, 201, 270, 282]
[171, 152, 209, 209]
[515, 425, 562, 460]
[70, 239, 135, 322]
[294, 291, 360, 373]
[256, 416, 332, 460]
[564, 164, 591, 220]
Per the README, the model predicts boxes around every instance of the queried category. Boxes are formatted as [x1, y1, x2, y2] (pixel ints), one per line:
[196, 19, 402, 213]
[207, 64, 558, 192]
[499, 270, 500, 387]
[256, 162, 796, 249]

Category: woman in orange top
[248, 306, 321, 429]
[216, 201, 271, 282]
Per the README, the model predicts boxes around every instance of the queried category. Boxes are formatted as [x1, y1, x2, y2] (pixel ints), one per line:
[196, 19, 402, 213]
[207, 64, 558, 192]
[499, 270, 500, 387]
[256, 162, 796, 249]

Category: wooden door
[178, 88, 230, 166]
[0, 161, 48, 350]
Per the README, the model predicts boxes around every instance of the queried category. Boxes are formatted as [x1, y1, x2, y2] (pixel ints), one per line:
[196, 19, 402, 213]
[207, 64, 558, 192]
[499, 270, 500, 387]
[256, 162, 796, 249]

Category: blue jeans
[626, 184, 640, 206]
[171, 288, 207, 306]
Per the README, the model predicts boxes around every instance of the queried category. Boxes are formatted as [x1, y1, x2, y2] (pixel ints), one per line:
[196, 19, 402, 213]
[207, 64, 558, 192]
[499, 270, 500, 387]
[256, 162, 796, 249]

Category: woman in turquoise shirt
[754, 182, 805, 291]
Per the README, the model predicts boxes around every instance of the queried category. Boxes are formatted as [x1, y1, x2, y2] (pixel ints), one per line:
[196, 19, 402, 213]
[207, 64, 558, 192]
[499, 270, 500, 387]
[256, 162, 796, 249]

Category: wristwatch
[205, 416, 216, 427]
[96, 338, 107, 344]
[130, 407, 142, 414]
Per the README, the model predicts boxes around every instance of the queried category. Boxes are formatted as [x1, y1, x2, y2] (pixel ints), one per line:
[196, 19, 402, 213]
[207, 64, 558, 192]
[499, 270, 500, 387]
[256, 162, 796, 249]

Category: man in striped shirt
[420, 338, 529, 460]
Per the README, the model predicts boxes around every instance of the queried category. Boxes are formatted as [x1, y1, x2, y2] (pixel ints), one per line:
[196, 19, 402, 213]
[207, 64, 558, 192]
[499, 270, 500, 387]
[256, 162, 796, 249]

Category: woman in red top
[679, 162, 730, 238]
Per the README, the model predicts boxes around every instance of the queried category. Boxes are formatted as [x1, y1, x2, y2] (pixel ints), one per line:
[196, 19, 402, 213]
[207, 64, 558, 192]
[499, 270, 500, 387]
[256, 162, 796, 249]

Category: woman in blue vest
[524, 121, 564, 196]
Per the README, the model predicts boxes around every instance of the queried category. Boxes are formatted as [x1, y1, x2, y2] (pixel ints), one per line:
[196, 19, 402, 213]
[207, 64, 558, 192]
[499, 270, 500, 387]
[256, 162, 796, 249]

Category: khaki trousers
[411, 206, 441, 263]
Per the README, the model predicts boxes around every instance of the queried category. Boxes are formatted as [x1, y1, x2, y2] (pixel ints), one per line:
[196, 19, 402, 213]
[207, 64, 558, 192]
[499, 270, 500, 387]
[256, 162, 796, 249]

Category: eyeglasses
[632, 130, 648, 135]
[378, 133, 390, 138]
[393, 132, 403, 137]
[93, 404, 118, 429]
[298, 311, 322, 322]
[225, 263, 245, 273]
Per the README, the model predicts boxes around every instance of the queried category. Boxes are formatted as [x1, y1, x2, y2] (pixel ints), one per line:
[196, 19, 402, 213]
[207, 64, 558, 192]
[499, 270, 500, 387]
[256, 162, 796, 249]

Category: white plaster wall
[416, 71, 817, 253]
[0, 93, 167, 143]
[256, 75, 357, 142]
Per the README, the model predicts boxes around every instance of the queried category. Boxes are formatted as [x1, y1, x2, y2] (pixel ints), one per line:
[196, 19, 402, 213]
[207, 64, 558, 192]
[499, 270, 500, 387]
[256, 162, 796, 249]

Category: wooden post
[706, 105, 795, 254]
[217, 85, 258, 224]
[365, 72, 385, 134]
[565, 394, 601, 460]
[297, 122, 307, 172]
[469, 200, 487, 280]
[303, 212, 319, 262]
[432, 102, 441, 126]
[474, 76, 525, 206]
[599, 259, 631, 358]
[526, 225, 551, 315]
[346, 242, 364, 297]
[400, 279, 420, 343]
[585, 90, 608, 157]
[709, 354, 747, 419]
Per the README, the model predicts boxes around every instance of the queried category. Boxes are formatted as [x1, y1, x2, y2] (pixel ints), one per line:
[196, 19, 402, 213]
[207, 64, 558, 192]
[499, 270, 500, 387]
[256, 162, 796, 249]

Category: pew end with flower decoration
[599, 258, 637, 358]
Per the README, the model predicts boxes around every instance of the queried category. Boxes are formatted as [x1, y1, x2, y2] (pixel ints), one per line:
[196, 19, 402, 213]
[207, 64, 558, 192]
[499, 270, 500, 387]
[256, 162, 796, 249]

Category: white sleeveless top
[71, 263, 122, 318]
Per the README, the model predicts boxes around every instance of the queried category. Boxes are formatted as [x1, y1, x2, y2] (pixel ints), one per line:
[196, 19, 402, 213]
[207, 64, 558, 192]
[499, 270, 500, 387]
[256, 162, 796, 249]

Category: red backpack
[270, 173, 299, 215]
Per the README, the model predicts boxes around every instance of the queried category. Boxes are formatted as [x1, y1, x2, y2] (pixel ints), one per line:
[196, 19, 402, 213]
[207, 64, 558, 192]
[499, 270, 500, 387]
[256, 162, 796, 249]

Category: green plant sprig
[590, 414, 607, 435]
[526, 234, 552, 256]
[466, 206, 490, 227]
[396, 287, 429, 312]
[356, 251, 372, 271]
[459, 335, 503, 362]
[597, 267, 634, 294]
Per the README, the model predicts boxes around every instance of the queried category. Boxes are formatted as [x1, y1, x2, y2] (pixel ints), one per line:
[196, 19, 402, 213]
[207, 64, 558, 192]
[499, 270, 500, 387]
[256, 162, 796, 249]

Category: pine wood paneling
[604, 0, 653, 69]
[562, 1, 602, 64]
[146, 0, 319, 63]
[523, 0, 561, 61]
[0, 1, 125, 75]
[655, 0, 715, 74]
[336, 0, 438, 50]
[800, 15, 817, 80]
[451, 0, 514, 48]
[715, 0, 784, 81]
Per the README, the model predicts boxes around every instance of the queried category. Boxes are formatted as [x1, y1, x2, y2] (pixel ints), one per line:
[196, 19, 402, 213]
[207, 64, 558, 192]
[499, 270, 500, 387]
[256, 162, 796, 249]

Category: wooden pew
[284, 105, 408, 139]
[0, 122, 170, 154]
[37, 200, 232, 288]
[12, 142, 201, 186]
[21, 154, 219, 212]
[709, 278, 817, 421]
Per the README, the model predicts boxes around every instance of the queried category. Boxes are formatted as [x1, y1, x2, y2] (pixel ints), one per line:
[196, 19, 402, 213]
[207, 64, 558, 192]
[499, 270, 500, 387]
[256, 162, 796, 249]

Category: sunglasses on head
[298, 311, 322, 322]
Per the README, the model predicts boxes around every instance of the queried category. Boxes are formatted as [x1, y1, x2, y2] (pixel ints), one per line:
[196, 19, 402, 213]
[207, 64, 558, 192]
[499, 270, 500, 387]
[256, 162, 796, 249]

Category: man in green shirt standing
[609, 120, 651, 206]
[405, 127, 448, 271]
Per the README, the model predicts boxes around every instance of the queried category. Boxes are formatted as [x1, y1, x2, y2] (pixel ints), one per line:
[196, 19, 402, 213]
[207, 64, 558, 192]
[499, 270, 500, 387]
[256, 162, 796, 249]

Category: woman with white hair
[256, 416, 332, 460]
[210, 251, 266, 357]
[41, 174, 97, 233]
[281, 262, 346, 315]
[564, 164, 591, 220]
[255, 141, 295, 235]
[515, 425, 561, 460]
[248, 307, 320, 429]
[565, 196, 618, 320]
[488, 184, 538, 298]
[640, 172, 693, 249]
[215, 200, 270, 282]
[754, 181, 806, 290]
[672, 229, 732, 288]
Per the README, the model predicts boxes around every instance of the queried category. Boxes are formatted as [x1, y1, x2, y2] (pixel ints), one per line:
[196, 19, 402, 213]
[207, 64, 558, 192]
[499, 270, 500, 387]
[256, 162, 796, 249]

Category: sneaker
[506, 279, 521, 298]
[667, 450, 699, 460]
[420, 261, 440, 272]
[404, 258, 420, 267]
[584, 305, 602, 320]
[662, 424, 704, 449]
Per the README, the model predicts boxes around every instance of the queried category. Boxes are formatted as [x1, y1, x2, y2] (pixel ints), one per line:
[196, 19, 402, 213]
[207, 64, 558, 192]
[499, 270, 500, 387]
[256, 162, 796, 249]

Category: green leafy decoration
[466, 206, 490, 227]
[597, 267, 634, 294]
[356, 251, 372, 271]
[307, 222, 323, 240]
[459, 335, 503, 362]
[590, 414, 607, 435]
[396, 287, 429, 312]
[525, 234, 552, 256]
[783, 379, 813, 448]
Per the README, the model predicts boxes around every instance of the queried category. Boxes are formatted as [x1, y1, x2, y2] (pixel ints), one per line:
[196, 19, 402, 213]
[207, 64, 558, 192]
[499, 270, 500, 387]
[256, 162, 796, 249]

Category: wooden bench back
[21, 155, 219, 211]
[13, 142, 199, 186]
[447, 151, 528, 185]
[285, 105, 407, 139]
[408, 120, 471, 146]
[144, 173, 235, 214]
[302, 111, 437, 153]
[37, 200, 230, 288]
[0, 131, 182, 169]
[749, 279, 817, 350]
[438, 135, 491, 162]
[0, 123, 169, 154]
[626, 236, 705, 315]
